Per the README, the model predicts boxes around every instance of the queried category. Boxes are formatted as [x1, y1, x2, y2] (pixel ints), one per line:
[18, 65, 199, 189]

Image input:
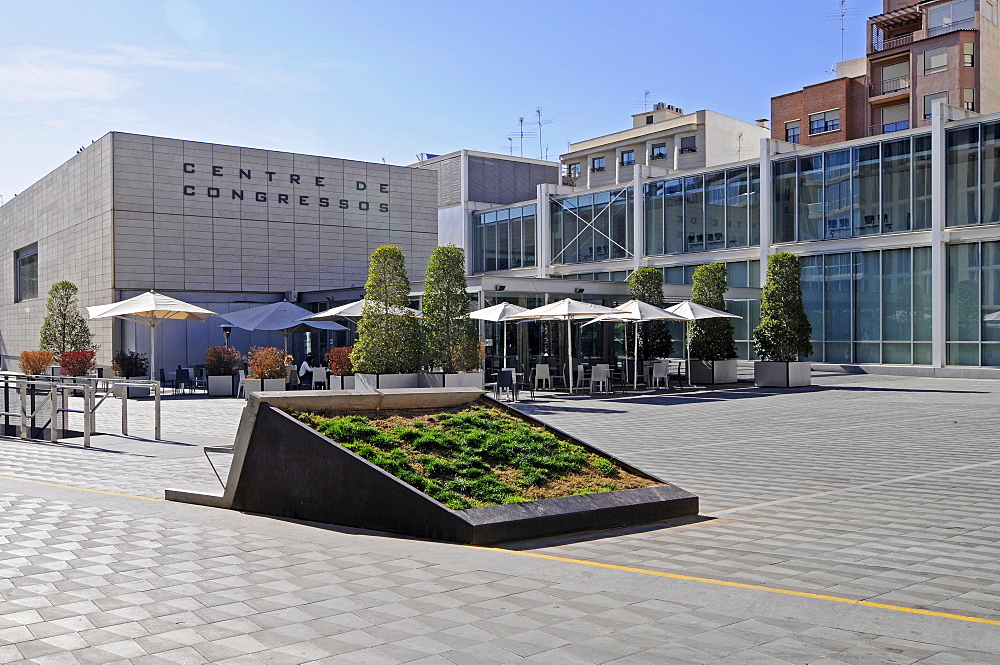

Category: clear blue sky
[0, 0, 877, 203]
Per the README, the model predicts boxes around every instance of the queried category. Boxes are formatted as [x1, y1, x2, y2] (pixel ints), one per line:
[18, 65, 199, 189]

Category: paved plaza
[0, 373, 997, 663]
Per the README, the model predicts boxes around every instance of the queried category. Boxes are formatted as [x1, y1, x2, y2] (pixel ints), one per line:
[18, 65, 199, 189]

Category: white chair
[574, 364, 587, 390]
[651, 361, 669, 389]
[312, 366, 328, 390]
[534, 364, 551, 390]
[589, 365, 610, 393]
[236, 369, 246, 398]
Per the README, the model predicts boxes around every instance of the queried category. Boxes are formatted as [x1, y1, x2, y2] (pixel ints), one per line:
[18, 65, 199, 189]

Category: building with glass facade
[467, 103, 1000, 371]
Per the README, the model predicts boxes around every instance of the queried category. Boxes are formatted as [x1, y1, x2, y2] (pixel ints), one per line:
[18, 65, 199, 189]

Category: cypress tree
[39, 281, 96, 359]
[350, 245, 421, 374]
[422, 245, 479, 373]
[627, 267, 673, 360]
[753, 253, 813, 362]
[689, 263, 737, 361]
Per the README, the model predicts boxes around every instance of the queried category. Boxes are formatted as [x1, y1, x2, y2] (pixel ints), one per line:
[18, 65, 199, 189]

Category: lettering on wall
[180, 163, 391, 212]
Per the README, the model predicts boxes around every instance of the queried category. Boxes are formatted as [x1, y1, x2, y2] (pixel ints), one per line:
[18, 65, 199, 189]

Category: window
[568, 163, 581, 177]
[808, 109, 840, 135]
[924, 91, 949, 118]
[620, 150, 635, 166]
[14, 244, 38, 302]
[785, 121, 801, 144]
[882, 104, 909, 133]
[679, 136, 697, 154]
[925, 46, 948, 74]
[650, 143, 668, 160]
[928, 0, 974, 35]
[987, 0, 998, 24]
[965, 42, 975, 67]
[645, 115, 654, 125]
[965, 88, 976, 111]
[591, 156, 605, 172]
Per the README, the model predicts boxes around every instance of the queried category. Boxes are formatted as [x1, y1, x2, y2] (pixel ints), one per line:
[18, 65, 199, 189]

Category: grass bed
[289, 401, 661, 510]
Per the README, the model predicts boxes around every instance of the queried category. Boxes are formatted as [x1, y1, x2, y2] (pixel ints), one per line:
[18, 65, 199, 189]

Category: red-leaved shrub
[60, 350, 96, 376]
[19, 350, 55, 376]
[326, 346, 353, 375]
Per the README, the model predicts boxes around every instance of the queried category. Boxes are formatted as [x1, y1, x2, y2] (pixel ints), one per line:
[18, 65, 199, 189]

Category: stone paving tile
[0, 374, 996, 662]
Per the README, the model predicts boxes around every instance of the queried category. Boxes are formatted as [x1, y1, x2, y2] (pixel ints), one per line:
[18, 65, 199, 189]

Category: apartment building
[772, 0, 1000, 145]
[560, 105, 769, 188]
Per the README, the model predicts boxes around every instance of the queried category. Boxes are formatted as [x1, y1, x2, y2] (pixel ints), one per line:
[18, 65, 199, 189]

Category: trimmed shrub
[60, 350, 96, 376]
[247, 346, 285, 379]
[112, 350, 149, 378]
[351, 245, 421, 374]
[326, 347, 353, 375]
[19, 350, 54, 376]
[689, 263, 737, 361]
[628, 267, 673, 359]
[39, 281, 96, 359]
[754, 253, 813, 362]
[206, 346, 242, 376]
[422, 245, 479, 372]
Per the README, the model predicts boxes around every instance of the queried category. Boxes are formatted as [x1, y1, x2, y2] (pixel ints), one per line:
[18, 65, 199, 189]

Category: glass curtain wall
[550, 188, 632, 266]
[946, 241, 1000, 365]
[800, 247, 932, 364]
[773, 133, 928, 242]
[941, 119, 1000, 228]
[471, 204, 536, 273]
[644, 165, 760, 256]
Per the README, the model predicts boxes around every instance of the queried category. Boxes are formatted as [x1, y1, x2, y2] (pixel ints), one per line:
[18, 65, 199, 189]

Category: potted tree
[688, 263, 738, 384]
[111, 350, 149, 398]
[39, 280, 97, 376]
[421, 245, 483, 389]
[325, 346, 355, 390]
[753, 253, 813, 387]
[206, 346, 242, 396]
[245, 346, 287, 395]
[351, 245, 421, 390]
[628, 267, 674, 377]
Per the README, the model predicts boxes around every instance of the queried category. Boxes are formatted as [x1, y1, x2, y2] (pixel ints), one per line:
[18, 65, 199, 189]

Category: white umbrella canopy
[663, 300, 743, 386]
[511, 299, 618, 393]
[299, 299, 421, 322]
[585, 300, 691, 390]
[220, 301, 346, 353]
[470, 303, 529, 369]
[86, 291, 216, 380]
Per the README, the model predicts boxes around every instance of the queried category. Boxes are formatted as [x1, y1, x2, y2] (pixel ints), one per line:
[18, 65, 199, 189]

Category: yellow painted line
[480, 548, 1000, 627]
[0, 474, 162, 501]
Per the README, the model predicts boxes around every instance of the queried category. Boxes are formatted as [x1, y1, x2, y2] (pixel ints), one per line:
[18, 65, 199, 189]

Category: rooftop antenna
[631, 90, 652, 112]
[507, 116, 537, 157]
[825, 0, 860, 64]
[507, 137, 513, 155]
[535, 107, 554, 160]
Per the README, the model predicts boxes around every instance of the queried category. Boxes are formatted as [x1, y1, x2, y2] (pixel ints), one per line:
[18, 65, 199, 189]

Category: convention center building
[0, 132, 438, 371]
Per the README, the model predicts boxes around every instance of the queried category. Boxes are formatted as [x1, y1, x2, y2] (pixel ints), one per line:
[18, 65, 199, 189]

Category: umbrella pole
[150, 321, 157, 382]
[567, 318, 573, 395]
[503, 323, 508, 370]
[686, 321, 692, 387]
[634, 321, 640, 391]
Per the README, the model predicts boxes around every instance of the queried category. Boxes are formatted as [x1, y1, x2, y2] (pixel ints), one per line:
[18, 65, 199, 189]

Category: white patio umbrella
[86, 291, 216, 380]
[219, 301, 346, 352]
[469, 303, 528, 369]
[510, 298, 617, 393]
[664, 300, 743, 386]
[299, 299, 421, 322]
[585, 300, 692, 390]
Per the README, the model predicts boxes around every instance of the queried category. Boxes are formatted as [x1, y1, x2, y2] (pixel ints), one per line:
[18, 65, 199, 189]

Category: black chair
[494, 369, 517, 402]
[175, 368, 191, 394]
[158, 368, 175, 390]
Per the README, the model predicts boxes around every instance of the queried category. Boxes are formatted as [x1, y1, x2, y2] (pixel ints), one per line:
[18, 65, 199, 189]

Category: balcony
[868, 121, 910, 136]
[928, 16, 975, 37]
[872, 32, 914, 52]
[870, 76, 910, 97]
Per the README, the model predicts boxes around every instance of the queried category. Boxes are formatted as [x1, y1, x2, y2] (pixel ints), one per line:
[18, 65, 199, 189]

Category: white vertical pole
[758, 138, 775, 289]
[931, 103, 948, 368]
[150, 321, 157, 383]
[633, 167, 645, 273]
[634, 322, 640, 391]
[537, 184, 551, 278]
[566, 318, 573, 394]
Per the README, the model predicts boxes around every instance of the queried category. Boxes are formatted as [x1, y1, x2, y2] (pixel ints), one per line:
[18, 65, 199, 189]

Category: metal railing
[0, 375, 162, 446]
[868, 121, 910, 136]
[870, 76, 910, 97]
[872, 32, 914, 52]
[929, 17, 975, 37]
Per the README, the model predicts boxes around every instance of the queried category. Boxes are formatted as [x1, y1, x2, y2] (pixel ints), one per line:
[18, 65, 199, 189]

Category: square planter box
[689, 359, 737, 385]
[327, 375, 355, 390]
[355, 373, 420, 390]
[207, 374, 234, 396]
[754, 361, 812, 387]
[244, 378, 286, 396]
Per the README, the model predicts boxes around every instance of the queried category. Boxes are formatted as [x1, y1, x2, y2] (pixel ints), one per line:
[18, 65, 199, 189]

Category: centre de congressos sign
[180, 163, 390, 212]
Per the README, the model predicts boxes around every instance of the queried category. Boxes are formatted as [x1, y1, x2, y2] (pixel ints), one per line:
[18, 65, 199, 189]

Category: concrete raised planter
[244, 378, 286, 396]
[166, 389, 699, 544]
[754, 361, 812, 387]
[355, 373, 421, 390]
[207, 374, 234, 396]
[327, 375, 356, 391]
[689, 359, 738, 385]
